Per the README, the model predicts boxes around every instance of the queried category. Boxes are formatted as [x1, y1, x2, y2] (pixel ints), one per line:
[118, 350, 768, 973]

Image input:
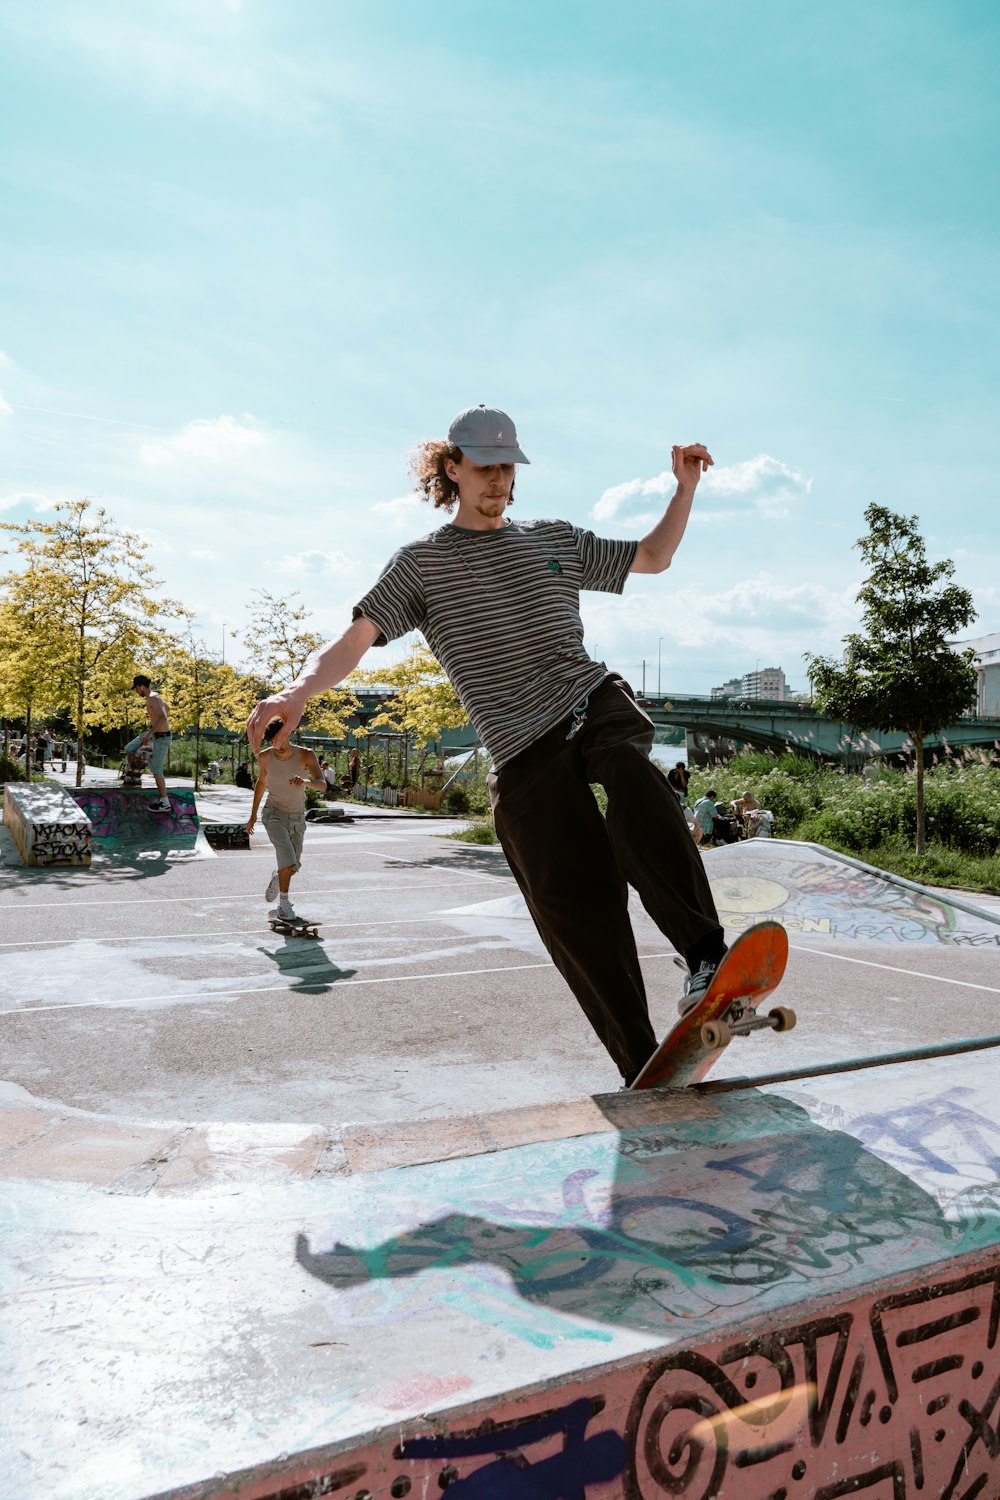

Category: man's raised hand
[671, 443, 714, 489]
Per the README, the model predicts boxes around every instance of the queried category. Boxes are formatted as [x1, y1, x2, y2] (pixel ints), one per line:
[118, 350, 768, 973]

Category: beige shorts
[261, 806, 306, 872]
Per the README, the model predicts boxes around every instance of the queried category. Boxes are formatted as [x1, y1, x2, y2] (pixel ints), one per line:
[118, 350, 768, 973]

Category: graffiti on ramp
[705, 841, 1000, 948]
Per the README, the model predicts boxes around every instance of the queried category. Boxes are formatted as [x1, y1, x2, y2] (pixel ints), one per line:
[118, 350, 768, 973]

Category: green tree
[167, 630, 263, 788]
[351, 644, 468, 781]
[1, 500, 181, 786]
[806, 503, 976, 854]
[240, 589, 324, 686]
[239, 589, 359, 749]
[0, 570, 74, 769]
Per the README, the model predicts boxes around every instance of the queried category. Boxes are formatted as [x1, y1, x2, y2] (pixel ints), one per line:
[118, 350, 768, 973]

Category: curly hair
[407, 440, 516, 511]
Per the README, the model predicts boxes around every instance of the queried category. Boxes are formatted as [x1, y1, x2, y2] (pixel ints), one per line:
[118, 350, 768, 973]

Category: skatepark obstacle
[2, 782, 92, 865]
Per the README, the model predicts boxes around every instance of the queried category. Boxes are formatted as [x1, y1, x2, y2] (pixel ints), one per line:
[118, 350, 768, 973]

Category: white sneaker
[264, 870, 280, 903]
[278, 903, 296, 922]
[149, 799, 173, 814]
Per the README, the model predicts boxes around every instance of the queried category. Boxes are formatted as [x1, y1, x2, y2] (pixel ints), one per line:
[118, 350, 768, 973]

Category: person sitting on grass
[692, 788, 718, 845]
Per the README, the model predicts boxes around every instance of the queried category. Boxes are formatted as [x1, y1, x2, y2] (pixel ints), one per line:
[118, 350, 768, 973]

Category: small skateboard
[269, 916, 321, 940]
[630, 920, 794, 1090]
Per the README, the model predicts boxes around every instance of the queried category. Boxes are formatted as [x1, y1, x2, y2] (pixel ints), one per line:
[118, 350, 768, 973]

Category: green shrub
[447, 818, 498, 845]
[0, 752, 27, 782]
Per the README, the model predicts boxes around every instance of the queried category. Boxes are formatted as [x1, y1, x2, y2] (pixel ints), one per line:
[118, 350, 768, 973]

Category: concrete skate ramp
[67, 785, 213, 862]
[704, 838, 1000, 947]
[2, 1052, 999, 1499]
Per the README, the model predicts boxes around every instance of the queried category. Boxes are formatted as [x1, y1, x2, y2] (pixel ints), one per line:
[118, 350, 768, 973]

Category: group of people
[8, 731, 69, 772]
[666, 760, 770, 845]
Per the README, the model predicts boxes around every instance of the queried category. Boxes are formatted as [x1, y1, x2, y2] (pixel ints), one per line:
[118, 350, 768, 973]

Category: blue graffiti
[399, 1397, 626, 1498]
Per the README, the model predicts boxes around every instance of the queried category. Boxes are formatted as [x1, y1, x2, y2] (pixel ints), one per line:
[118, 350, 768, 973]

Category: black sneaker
[677, 959, 720, 1017]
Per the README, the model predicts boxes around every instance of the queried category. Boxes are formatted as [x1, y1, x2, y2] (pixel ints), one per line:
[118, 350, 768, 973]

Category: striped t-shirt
[353, 518, 638, 769]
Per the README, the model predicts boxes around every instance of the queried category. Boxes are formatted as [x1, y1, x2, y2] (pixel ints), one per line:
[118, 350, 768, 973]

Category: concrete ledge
[3, 1053, 998, 1500]
[0, 1084, 722, 1192]
[202, 821, 251, 849]
[2, 781, 92, 865]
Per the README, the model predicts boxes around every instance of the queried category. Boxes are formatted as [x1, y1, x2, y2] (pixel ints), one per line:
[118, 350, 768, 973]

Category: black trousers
[489, 677, 724, 1079]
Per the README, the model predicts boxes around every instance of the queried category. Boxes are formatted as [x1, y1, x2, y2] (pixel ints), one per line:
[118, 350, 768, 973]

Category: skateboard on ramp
[630, 920, 794, 1090]
[269, 915, 321, 940]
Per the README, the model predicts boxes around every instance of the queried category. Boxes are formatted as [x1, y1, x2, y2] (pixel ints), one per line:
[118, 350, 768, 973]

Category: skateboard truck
[701, 1002, 797, 1050]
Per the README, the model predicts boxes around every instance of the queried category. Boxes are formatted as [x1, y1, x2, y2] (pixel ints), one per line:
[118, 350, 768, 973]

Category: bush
[447, 818, 498, 845]
[0, 752, 27, 783]
[444, 786, 471, 815]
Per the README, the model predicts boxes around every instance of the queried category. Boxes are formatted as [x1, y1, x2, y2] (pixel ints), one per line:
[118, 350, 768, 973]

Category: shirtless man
[245, 721, 326, 924]
[127, 674, 172, 812]
[247, 404, 726, 1086]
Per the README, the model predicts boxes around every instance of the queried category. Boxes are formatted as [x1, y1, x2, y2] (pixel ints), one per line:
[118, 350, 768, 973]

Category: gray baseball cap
[448, 404, 530, 465]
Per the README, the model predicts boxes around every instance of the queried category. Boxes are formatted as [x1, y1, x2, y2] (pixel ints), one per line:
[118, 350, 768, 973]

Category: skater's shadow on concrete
[257, 935, 356, 994]
[295, 1086, 1000, 1344]
[383, 844, 514, 879]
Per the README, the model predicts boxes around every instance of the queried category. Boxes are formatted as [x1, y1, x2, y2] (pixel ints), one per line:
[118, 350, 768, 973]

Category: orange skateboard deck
[630, 920, 792, 1090]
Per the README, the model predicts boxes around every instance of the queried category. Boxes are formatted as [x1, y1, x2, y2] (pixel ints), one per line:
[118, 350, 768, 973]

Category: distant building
[710, 678, 742, 700]
[956, 632, 1000, 716]
[740, 667, 787, 701]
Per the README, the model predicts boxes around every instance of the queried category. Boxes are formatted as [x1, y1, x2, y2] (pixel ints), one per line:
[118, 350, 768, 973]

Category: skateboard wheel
[701, 1020, 732, 1049]
[768, 1006, 797, 1032]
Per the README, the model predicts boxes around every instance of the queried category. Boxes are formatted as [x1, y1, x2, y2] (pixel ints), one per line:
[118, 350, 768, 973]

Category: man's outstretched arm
[631, 442, 714, 575]
[247, 615, 381, 753]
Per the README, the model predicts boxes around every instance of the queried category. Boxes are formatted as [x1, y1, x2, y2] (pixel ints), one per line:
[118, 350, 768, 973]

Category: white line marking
[0, 875, 510, 913]
[0, 916, 459, 949]
[789, 943, 1000, 995]
[0, 952, 679, 1017]
[0, 961, 556, 1015]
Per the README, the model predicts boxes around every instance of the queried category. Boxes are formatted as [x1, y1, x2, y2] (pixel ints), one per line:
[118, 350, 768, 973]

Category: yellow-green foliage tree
[162, 624, 263, 788]
[240, 589, 323, 684]
[240, 588, 358, 746]
[351, 643, 468, 780]
[1, 500, 180, 786]
[0, 570, 74, 769]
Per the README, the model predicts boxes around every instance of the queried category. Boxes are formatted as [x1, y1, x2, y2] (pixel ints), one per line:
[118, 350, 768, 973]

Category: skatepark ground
[2, 771, 999, 1498]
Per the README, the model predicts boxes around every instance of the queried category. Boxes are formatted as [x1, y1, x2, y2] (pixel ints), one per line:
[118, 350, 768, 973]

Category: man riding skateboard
[127, 674, 173, 812]
[246, 721, 325, 927]
[247, 404, 728, 1086]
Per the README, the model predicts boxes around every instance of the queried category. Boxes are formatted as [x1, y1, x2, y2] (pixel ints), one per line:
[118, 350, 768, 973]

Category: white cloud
[594, 454, 811, 525]
[275, 549, 354, 577]
[0, 352, 12, 367]
[190, 549, 218, 561]
[139, 415, 266, 467]
[0, 490, 59, 512]
[369, 493, 429, 530]
[579, 574, 858, 693]
[136, 526, 175, 555]
[0, 390, 12, 417]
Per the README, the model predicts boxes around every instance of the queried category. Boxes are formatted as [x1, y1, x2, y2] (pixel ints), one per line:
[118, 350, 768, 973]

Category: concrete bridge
[635, 693, 1000, 765]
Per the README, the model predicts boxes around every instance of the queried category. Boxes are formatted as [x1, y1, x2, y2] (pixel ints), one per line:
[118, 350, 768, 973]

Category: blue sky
[2, 0, 997, 694]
